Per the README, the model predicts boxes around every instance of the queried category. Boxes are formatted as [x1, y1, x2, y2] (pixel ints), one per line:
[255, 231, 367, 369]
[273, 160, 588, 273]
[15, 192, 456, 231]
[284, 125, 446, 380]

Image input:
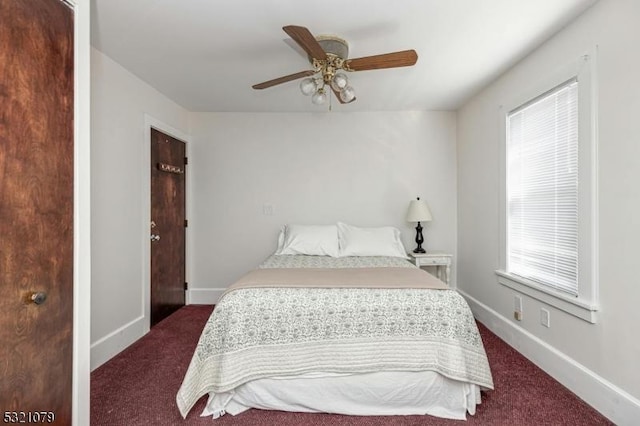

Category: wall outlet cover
[514, 295, 523, 313]
[541, 308, 551, 328]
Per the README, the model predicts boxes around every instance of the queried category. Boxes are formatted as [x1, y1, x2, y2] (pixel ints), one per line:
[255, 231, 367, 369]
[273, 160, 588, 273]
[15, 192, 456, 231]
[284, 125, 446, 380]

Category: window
[497, 54, 598, 323]
[507, 79, 579, 296]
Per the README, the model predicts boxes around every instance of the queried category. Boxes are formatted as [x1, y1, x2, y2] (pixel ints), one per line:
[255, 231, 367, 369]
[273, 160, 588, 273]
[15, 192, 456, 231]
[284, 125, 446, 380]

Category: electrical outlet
[514, 295, 523, 313]
[540, 308, 551, 328]
[513, 295, 523, 321]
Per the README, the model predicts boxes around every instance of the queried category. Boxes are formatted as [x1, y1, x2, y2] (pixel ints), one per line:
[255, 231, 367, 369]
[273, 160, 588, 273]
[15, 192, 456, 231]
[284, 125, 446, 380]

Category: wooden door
[150, 128, 186, 327]
[0, 0, 74, 423]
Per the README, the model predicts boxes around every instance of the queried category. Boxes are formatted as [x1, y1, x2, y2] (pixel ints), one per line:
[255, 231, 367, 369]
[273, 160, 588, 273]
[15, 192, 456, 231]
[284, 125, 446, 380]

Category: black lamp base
[413, 221, 425, 253]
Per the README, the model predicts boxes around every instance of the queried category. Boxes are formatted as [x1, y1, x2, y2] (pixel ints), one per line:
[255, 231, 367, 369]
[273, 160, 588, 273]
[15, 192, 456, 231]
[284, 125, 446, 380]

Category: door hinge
[184, 219, 188, 227]
[184, 156, 188, 165]
[184, 282, 188, 290]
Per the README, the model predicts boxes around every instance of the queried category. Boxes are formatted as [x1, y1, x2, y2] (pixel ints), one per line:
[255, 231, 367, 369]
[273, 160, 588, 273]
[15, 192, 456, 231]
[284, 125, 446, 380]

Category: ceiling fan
[252, 25, 418, 105]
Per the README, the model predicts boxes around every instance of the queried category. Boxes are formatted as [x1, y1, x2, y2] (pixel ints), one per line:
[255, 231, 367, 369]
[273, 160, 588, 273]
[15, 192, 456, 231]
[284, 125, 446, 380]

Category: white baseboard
[186, 287, 225, 305]
[90, 315, 146, 371]
[90, 289, 221, 370]
[459, 289, 640, 426]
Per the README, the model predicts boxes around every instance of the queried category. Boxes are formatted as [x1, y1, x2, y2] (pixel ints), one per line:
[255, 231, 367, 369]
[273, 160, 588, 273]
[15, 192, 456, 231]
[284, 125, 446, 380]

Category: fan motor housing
[312, 35, 349, 61]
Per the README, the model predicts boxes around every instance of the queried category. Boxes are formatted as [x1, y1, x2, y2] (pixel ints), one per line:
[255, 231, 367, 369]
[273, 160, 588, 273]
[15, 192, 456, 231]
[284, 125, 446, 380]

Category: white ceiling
[91, 0, 596, 112]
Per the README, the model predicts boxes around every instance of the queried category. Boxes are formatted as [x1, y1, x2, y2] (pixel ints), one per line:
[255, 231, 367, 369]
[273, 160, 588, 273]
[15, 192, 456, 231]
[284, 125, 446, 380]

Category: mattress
[176, 255, 493, 420]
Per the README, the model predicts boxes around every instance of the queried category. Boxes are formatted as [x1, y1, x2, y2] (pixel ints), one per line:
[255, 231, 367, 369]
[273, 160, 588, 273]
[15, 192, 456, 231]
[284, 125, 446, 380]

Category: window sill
[495, 270, 598, 323]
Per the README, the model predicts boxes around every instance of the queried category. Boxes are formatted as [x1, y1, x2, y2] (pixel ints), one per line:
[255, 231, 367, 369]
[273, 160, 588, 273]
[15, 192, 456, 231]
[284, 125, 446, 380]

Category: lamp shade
[311, 89, 327, 105]
[300, 78, 317, 96]
[406, 198, 432, 222]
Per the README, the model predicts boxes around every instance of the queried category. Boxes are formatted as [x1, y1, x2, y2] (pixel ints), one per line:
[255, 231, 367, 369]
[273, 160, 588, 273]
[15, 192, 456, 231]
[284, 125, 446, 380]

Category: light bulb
[331, 73, 348, 91]
[300, 78, 317, 96]
[311, 89, 327, 105]
[339, 86, 356, 103]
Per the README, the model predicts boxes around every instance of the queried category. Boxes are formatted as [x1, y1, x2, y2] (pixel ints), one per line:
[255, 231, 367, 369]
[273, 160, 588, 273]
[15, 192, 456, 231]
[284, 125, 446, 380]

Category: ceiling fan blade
[252, 70, 315, 90]
[345, 49, 418, 71]
[331, 87, 356, 104]
[283, 25, 327, 60]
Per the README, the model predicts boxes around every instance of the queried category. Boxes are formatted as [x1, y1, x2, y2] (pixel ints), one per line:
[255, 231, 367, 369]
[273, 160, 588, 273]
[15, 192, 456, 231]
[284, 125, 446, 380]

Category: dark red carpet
[91, 305, 612, 425]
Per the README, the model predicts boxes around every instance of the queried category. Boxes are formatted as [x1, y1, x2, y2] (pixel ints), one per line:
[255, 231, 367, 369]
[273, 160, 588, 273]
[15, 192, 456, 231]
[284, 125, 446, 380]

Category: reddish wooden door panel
[150, 128, 186, 327]
[0, 0, 74, 423]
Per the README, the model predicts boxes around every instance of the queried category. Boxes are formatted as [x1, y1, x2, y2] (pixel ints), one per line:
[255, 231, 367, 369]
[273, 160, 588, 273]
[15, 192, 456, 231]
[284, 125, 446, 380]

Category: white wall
[90, 48, 190, 368]
[188, 111, 457, 300]
[457, 0, 640, 422]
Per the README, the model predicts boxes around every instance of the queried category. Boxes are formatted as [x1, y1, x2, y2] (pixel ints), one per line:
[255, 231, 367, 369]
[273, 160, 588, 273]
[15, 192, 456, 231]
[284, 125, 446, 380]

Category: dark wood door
[0, 0, 74, 423]
[150, 128, 186, 327]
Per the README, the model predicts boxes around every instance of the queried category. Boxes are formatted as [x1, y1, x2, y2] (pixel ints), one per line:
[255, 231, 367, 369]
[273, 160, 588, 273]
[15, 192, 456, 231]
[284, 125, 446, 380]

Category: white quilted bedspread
[176, 255, 494, 418]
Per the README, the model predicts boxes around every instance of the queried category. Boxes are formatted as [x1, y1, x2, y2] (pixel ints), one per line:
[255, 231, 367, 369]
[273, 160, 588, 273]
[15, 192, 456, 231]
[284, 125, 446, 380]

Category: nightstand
[408, 252, 452, 286]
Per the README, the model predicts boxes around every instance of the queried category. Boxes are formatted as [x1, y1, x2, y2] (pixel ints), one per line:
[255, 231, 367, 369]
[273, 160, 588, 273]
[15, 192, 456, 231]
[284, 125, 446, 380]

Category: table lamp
[406, 197, 432, 253]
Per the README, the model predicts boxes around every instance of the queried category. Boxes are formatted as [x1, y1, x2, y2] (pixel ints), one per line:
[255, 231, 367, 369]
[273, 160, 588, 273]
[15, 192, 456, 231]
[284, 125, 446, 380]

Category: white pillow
[337, 222, 408, 258]
[275, 224, 340, 257]
[276, 227, 286, 253]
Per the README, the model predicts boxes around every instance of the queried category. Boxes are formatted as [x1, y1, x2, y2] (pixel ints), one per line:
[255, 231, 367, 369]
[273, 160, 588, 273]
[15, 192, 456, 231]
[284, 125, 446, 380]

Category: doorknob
[150, 234, 161, 241]
[27, 292, 48, 305]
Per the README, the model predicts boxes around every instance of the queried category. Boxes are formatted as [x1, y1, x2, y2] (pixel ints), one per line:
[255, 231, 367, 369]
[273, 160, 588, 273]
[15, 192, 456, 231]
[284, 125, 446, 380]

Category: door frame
[70, 0, 91, 425]
[143, 115, 192, 333]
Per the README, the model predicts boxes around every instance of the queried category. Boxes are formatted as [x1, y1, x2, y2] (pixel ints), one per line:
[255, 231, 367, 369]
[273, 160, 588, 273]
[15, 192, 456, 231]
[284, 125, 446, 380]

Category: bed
[177, 224, 494, 420]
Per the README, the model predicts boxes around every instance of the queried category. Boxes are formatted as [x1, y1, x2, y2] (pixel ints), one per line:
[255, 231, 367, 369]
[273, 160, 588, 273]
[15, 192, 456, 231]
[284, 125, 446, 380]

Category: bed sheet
[202, 370, 482, 420]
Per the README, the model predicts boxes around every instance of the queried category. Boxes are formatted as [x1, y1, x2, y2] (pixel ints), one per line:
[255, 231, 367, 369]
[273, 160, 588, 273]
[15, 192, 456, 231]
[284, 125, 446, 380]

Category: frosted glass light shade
[331, 73, 348, 91]
[311, 90, 327, 105]
[300, 78, 317, 96]
[406, 198, 433, 222]
[339, 86, 356, 103]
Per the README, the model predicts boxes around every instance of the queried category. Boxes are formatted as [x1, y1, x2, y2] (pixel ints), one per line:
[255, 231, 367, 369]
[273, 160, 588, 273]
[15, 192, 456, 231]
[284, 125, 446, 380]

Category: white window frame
[497, 50, 599, 323]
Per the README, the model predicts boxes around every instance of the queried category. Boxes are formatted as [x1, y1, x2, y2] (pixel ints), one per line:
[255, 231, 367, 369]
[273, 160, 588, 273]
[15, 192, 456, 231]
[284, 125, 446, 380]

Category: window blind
[506, 79, 579, 296]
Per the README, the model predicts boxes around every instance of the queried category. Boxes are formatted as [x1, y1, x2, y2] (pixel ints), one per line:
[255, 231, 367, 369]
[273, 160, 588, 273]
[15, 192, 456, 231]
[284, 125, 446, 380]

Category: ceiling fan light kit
[300, 56, 355, 105]
[252, 25, 418, 106]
